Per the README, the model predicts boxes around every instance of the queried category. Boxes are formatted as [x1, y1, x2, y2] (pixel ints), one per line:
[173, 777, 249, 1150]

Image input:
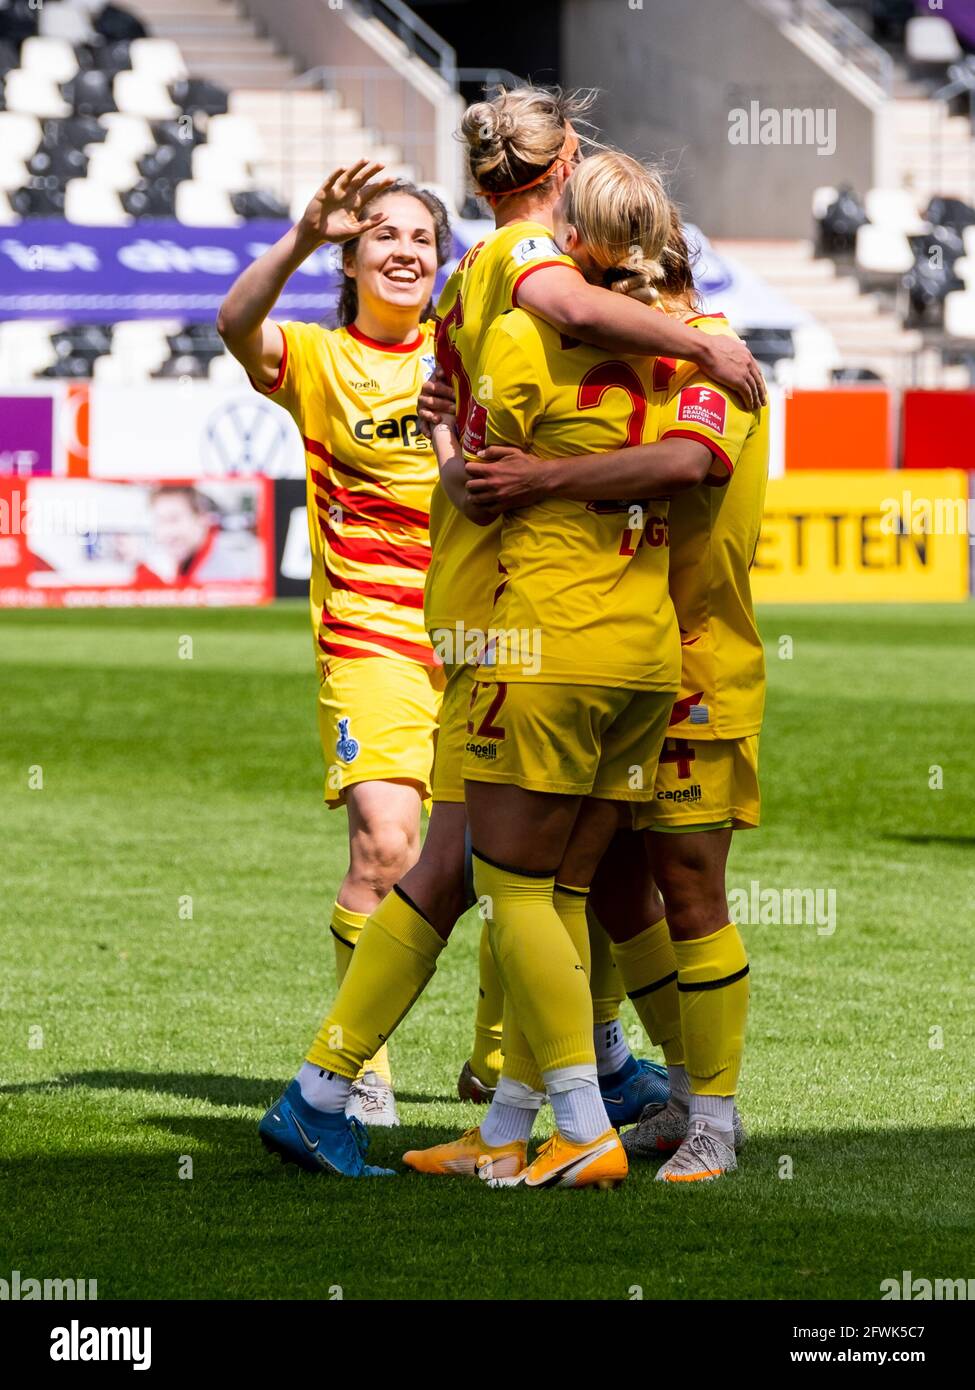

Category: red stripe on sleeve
[661, 427, 735, 479]
[512, 259, 582, 305]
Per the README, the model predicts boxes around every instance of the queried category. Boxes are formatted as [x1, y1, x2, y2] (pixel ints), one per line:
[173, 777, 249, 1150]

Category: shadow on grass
[882, 832, 975, 847]
[0, 1071, 448, 1109]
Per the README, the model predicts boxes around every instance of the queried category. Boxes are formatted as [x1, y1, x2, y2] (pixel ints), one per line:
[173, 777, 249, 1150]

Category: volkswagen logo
[202, 398, 302, 478]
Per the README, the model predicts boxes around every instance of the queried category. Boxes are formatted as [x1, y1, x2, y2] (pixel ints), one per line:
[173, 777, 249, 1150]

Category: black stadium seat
[28, 144, 88, 182]
[816, 186, 869, 258]
[152, 117, 204, 150]
[152, 354, 209, 380]
[924, 196, 975, 236]
[76, 39, 133, 78]
[61, 70, 117, 118]
[742, 326, 795, 366]
[10, 181, 66, 217]
[169, 77, 229, 117]
[94, 4, 148, 44]
[166, 323, 225, 363]
[0, 38, 20, 75]
[40, 356, 100, 379]
[121, 180, 177, 219]
[51, 325, 114, 364]
[42, 115, 107, 150]
[0, 0, 39, 49]
[138, 143, 193, 183]
[904, 230, 965, 327]
[232, 190, 290, 219]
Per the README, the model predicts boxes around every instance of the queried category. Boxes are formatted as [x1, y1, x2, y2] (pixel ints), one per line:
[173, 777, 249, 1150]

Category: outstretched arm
[217, 160, 395, 386]
[431, 424, 499, 526]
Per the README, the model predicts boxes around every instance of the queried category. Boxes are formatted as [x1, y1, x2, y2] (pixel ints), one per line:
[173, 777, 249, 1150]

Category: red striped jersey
[254, 320, 439, 670]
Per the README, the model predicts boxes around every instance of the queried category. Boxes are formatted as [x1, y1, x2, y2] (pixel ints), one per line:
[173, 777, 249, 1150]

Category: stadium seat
[742, 326, 795, 367]
[0, 319, 61, 381]
[139, 141, 193, 184]
[38, 4, 93, 46]
[863, 187, 926, 236]
[64, 176, 130, 224]
[43, 113, 107, 150]
[153, 117, 204, 150]
[231, 189, 290, 219]
[0, 111, 42, 160]
[191, 143, 253, 191]
[21, 36, 80, 85]
[152, 353, 209, 380]
[169, 77, 229, 117]
[28, 141, 88, 182]
[100, 111, 155, 157]
[208, 351, 248, 385]
[62, 68, 116, 116]
[924, 196, 975, 236]
[965, 227, 975, 259]
[121, 178, 177, 218]
[811, 185, 839, 222]
[5, 68, 72, 117]
[815, 185, 868, 258]
[51, 323, 114, 364]
[905, 17, 963, 80]
[0, 1, 39, 49]
[175, 180, 240, 226]
[76, 38, 133, 79]
[856, 225, 914, 289]
[129, 38, 187, 86]
[0, 152, 27, 191]
[39, 354, 98, 379]
[944, 290, 975, 341]
[0, 38, 20, 75]
[206, 114, 264, 160]
[0, 190, 16, 224]
[114, 69, 179, 120]
[94, 4, 147, 44]
[85, 142, 139, 190]
[10, 180, 66, 217]
[952, 256, 975, 290]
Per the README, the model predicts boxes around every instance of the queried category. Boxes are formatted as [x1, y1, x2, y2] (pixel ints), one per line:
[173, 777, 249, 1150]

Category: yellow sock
[553, 883, 592, 977]
[500, 997, 544, 1092]
[673, 923, 749, 1095]
[612, 918, 684, 1065]
[310, 891, 445, 1079]
[473, 854, 594, 1074]
[331, 904, 391, 1083]
[470, 917, 504, 1088]
[587, 905, 624, 1026]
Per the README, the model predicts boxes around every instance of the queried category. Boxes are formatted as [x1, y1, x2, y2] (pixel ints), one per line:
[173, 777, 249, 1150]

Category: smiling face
[343, 192, 439, 323]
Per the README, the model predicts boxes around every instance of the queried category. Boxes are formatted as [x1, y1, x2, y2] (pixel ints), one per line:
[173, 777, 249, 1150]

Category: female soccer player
[256, 87, 765, 1180]
[217, 162, 451, 1128]
[464, 222, 769, 1184]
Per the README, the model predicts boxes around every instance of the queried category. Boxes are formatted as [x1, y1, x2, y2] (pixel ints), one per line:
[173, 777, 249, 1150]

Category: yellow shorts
[430, 663, 475, 803]
[632, 734, 761, 831]
[317, 656, 444, 808]
[462, 680, 674, 800]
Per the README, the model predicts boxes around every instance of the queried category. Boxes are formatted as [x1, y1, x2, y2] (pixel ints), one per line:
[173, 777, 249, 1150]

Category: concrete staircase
[128, 0, 412, 207]
[712, 239, 958, 387]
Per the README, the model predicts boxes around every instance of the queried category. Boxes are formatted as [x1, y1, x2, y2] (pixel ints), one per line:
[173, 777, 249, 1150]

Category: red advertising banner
[0, 476, 275, 607]
[902, 390, 975, 471]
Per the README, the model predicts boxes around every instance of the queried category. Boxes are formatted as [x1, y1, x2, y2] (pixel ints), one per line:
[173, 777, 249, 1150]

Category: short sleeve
[658, 374, 754, 484]
[502, 232, 580, 308]
[249, 320, 322, 419]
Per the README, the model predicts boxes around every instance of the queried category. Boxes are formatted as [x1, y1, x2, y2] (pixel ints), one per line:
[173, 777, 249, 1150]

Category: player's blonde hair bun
[460, 84, 596, 200]
[561, 152, 674, 304]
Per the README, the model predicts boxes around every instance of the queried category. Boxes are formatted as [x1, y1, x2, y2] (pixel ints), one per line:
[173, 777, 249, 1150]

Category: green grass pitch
[1, 602, 973, 1301]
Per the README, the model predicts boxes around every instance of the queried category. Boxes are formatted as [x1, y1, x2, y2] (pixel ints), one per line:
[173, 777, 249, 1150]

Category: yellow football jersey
[652, 314, 770, 739]
[425, 222, 581, 651]
[255, 319, 439, 671]
[468, 308, 680, 691]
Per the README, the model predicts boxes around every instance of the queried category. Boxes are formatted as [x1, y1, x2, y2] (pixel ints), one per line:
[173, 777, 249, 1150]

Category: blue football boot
[600, 1056, 670, 1129]
[259, 1080, 396, 1177]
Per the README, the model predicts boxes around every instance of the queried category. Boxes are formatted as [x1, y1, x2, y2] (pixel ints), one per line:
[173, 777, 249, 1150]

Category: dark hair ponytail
[337, 182, 452, 326]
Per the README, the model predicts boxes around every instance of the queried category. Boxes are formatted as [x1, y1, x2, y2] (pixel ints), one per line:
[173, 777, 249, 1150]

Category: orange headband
[482, 131, 575, 208]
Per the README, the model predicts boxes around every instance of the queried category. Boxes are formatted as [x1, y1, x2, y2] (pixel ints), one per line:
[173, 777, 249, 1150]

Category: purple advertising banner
[921, 0, 975, 51]
[0, 221, 464, 323]
[0, 396, 54, 475]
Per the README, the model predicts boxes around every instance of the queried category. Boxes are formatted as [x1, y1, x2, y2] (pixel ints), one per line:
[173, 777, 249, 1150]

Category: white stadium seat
[964, 227, 975, 260]
[191, 143, 253, 191]
[863, 187, 926, 236]
[952, 256, 975, 291]
[113, 72, 180, 121]
[175, 181, 241, 226]
[86, 144, 141, 191]
[855, 224, 914, 276]
[905, 17, 963, 66]
[0, 320, 62, 383]
[0, 191, 17, 225]
[129, 39, 188, 86]
[3, 70, 72, 119]
[93, 354, 153, 385]
[64, 178, 131, 226]
[205, 114, 264, 161]
[38, 2, 94, 45]
[811, 185, 839, 221]
[0, 113, 43, 161]
[0, 154, 27, 192]
[944, 290, 975, 340]
[208, 352, 249, 385]
[100, 114, 157, 159]
[20, 37, 80, 85]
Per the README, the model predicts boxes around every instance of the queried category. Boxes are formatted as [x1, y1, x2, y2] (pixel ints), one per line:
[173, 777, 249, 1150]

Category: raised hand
[297, 161, 398, 248]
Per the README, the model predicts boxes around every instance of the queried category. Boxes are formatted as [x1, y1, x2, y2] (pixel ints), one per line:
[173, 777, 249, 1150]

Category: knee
[349, 820, 416, 894]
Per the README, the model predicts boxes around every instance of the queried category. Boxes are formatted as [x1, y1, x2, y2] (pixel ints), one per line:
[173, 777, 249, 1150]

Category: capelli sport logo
[353, 413, 427, 447]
